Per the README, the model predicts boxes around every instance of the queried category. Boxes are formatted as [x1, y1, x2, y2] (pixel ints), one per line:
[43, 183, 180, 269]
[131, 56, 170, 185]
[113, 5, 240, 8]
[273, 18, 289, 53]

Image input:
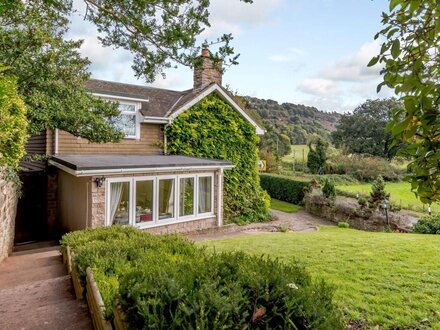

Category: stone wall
[0, 171, 18, 262]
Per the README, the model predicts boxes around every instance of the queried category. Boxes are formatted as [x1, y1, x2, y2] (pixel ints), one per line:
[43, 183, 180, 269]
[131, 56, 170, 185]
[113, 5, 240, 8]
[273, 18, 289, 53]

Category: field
[201, 227, 440, 329]
[281, 144, 309, 163]
[337, 181, 439, 213]
[270, 198, 302, 213]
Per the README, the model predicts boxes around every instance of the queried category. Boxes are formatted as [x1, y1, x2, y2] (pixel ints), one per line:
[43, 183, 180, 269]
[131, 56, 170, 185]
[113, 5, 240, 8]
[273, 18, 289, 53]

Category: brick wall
[0, 170, 18, 262]
[193, 52, 222, 93]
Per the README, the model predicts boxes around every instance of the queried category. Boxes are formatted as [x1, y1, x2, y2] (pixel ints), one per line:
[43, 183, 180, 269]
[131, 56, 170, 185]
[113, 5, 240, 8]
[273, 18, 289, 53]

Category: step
[0, 275, 76, 313]
[0, 262, 67, 289]
[0, 297, 92, 330]
[0, 253, 62, 273]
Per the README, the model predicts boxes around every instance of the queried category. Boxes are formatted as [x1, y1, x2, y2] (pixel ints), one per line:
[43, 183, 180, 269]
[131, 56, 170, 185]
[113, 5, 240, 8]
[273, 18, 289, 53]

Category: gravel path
[187, 210, 335, 241]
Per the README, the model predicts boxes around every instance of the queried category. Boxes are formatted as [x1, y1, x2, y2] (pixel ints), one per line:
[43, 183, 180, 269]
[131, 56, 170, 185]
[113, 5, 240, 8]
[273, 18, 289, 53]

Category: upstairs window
[110, 102, 139, 139]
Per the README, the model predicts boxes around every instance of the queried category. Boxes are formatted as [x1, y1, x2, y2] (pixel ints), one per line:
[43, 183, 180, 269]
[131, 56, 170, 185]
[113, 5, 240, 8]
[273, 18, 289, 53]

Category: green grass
[282, 144, 309, 163]
[337, 181, 439, 213]
[201, 227, 440, 329]
[270, 198, 302, 213]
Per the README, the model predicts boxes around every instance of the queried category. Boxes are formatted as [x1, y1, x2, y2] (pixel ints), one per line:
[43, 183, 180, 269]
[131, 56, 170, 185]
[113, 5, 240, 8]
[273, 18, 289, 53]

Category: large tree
[332, 99, 403, 159]
[370, 0, 439, 203]
[0, 0, 252, 142]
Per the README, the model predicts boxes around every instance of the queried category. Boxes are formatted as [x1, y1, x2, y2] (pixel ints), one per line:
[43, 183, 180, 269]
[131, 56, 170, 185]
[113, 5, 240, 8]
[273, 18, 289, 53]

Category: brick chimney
[193, 49, 222, 93]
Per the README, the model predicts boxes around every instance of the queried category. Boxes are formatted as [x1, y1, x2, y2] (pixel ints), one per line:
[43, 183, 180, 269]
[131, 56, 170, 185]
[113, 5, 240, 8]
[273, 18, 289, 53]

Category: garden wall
[0, 170, 18, 262]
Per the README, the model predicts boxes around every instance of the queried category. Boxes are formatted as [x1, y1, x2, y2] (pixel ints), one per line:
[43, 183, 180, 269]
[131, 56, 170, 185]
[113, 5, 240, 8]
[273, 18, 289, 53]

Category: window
[109, 102, 139, 139]
[106, 173, 214, 228]
[198, 176, 213, 214]
[179, 177, 195, 217]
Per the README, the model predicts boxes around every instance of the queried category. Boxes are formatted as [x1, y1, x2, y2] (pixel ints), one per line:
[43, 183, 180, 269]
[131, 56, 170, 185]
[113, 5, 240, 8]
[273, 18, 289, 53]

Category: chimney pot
[201, 48, 209, 57]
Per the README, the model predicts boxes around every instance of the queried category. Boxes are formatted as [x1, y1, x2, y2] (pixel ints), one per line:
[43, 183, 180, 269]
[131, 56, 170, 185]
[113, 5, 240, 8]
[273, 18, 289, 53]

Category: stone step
[0, 261, 67, 289]
[0, 297, 92, 330]
[0, 275, 76, 313]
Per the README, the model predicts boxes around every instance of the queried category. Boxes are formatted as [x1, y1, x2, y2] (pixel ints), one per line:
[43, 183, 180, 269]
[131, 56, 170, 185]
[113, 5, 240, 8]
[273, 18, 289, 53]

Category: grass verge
[270, 198, 302, 213]
[200, 227, 440, 329]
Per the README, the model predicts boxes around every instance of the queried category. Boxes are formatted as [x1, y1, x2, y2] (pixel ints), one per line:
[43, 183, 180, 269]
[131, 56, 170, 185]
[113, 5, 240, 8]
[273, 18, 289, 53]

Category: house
[16, 50, 264, 242]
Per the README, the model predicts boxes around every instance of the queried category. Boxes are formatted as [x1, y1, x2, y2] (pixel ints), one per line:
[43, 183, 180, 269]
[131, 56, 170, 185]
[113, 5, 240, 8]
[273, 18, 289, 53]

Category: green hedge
[413, 214, 440, 234]
[61, 226, 343, 329]
[260, 174, 309, 204]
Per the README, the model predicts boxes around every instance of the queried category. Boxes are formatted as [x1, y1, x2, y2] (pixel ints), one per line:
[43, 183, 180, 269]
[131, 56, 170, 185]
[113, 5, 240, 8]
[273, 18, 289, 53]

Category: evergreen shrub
[260, 174, 309, 204]
[413, 214, 440, 234]
[166, 95, 270, 223]
[61, 227, 343, 329]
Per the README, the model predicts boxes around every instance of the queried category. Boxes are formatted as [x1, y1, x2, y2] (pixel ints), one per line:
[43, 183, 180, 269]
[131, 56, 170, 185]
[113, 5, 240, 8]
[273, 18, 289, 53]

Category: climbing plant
[166, 94, 270, 223]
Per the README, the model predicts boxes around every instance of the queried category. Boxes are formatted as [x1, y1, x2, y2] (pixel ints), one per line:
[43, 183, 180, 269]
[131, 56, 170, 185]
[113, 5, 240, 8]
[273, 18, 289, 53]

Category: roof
[49, 154, 234, 176]
[85, 79, 265, 134]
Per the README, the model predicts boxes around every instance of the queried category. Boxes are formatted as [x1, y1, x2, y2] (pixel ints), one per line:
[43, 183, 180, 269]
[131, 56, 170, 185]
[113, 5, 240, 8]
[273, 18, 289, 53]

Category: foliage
[270, 198, 302, 213]
[260, 174, 309, 205]
[331, 99, 403, 159]
[61, 226, 343, 329]
[371, 0, 440, 204]
[259, 149, 281, 174]
[413, 214, 440, 235]
[357, 196, 369, 209]
[338, 222, 349, 228]
[0, 66, 27, 170]
[166, 95, 270, 223]
[307, 138, 328, 174]
[326, 154, 404, 182]
[369, 176, 390, 210]
[202, 227, 440, 329]
[322, 179, 337, 200]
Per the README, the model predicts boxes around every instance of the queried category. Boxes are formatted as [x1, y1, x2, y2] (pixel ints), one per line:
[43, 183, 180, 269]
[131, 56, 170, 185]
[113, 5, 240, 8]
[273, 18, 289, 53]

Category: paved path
[0, 244, 92, 330]
[188, 210, 335, 241]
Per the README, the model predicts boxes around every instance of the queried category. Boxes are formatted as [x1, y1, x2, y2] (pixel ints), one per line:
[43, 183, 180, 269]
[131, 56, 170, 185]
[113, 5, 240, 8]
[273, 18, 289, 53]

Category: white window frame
[116, 100, 141, 140]
[197, 173, 215, 216]
[105, 173, 215, 228]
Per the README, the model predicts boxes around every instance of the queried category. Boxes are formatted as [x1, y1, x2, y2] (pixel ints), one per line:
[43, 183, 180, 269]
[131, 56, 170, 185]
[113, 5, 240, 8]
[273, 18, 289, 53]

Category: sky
[67, 0, 393, 113]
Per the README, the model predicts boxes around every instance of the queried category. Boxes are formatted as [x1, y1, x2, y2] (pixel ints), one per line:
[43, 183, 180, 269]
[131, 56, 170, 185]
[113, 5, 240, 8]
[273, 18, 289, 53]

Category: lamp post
[382, 199, 390, 230]
[428, 204, 432, 216]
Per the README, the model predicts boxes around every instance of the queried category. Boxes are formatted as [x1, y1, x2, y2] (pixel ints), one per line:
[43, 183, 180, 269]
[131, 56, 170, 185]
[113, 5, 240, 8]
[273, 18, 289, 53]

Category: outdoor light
[382, 199, 390, 229]
[428, 204, 432, 216]
[382, 199, 389, 210]
[356, 193, 360, 199]
[95, 177, 106, 188]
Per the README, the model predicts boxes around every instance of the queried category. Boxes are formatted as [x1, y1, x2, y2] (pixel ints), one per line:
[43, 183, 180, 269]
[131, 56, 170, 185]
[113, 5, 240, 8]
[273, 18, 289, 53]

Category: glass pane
[135, 180, 154, 224]
[110, 182, 130, 225]
[118, 103, 136, 112]
[198, 176, 212, 214]
[112, 114, 136, 136]
[179, 177, 194, 217]
[159, 179, 175, 220]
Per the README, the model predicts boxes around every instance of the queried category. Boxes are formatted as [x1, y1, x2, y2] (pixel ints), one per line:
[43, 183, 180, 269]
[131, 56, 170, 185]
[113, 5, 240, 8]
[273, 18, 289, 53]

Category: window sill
[136, 213, 215, 230]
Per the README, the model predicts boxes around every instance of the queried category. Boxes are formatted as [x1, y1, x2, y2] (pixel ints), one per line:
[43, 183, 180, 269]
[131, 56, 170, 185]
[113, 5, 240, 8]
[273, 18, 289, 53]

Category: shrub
[369, 176, 390, 210]
[358, 196, 368, 209]
[260, 174, 309, 204]
[307, 138, 328, 173]
[338, 222, 349, 228]
[61, 227, 343, 328]
[322, 179, 337, 200]
[413, 214, 440, 234]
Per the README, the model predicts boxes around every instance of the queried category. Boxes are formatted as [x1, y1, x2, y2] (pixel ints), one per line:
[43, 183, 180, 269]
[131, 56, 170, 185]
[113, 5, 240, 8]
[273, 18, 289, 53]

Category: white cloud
[297, 78, 340, 97]
[269, 55, 293, 63]
[320, 40, 383, 82]
[269, 47, 307, 63]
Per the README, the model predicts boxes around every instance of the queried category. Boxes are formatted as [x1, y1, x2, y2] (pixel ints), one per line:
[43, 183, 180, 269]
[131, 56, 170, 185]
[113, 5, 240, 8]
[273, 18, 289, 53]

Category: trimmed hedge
[61, 226, 343, 329]
[413, 214, 440, 234]
[260, 174, 309, 204]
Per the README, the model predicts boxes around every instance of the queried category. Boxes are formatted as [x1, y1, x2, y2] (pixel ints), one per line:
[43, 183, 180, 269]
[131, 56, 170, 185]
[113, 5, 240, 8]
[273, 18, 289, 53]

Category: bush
[325, 154, 404, 182]
[260, 174, 309, 204]
[413, 214, 440, 234]
[307, 138, 328, 173]
[61, 227, 343, 328]
[322, 179, 337, 200]
[338, 222, 349, 228]
[369, 176, 390, 210]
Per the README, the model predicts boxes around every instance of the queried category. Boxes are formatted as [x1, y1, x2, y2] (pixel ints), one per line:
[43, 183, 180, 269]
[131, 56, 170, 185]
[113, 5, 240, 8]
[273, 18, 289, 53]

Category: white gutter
[48, 160, 234, 177]
[92, 92, 150, 103]
[143, 116, 171, 124]
[217, 168, 224, 227]
[54, 129, 59, 154]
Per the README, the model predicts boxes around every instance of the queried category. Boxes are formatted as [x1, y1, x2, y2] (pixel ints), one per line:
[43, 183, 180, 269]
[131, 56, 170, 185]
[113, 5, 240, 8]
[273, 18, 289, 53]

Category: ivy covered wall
[166, 94, 270, 223]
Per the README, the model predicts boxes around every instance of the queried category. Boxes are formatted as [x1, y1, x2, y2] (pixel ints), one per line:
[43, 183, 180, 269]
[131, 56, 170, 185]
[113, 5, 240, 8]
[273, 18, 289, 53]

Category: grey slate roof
[51, 154, 233, 171]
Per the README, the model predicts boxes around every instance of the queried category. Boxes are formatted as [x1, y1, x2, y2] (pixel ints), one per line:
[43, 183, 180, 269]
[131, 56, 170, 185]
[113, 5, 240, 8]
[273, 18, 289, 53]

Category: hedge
[260, 174, 310, 204]
[61, 226, 343, 329]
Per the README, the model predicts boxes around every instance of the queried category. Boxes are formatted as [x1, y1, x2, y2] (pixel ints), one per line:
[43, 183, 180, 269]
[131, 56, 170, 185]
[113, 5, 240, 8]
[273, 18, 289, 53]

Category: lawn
[270, 198, 302, 213]
[282, 144, 309, 163]
[200, 227, 440, 329]
[337, 181, 439, 213]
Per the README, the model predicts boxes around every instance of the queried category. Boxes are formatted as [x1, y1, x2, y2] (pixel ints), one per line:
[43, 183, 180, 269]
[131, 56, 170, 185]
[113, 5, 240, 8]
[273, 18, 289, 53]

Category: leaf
[391, 39, 401, 58]
[367, 56, 379, 67]
[389, 0, 401, 11]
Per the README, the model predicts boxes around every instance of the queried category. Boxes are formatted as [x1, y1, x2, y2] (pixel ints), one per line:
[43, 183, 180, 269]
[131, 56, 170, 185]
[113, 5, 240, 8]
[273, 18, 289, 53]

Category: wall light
[95, 177, 106, 188]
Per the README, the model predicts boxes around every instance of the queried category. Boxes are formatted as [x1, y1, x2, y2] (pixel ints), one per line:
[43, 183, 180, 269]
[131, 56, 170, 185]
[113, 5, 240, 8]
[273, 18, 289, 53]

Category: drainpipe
[54, 129, 59, 154]
[163, 118, 172, 155]
[217, 168, 224, 227]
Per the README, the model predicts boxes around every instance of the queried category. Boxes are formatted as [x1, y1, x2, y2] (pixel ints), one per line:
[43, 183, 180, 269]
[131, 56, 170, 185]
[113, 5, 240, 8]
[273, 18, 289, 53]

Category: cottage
[16, 50, 264, 241]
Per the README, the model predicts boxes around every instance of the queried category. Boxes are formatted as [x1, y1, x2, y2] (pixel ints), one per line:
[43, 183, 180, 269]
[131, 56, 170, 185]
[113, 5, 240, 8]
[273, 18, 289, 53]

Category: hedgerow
[413, 214, 440, 234]
[166, 94, 270, 223]
[61, 226, 343, 329]
[260, 174, 309, 204]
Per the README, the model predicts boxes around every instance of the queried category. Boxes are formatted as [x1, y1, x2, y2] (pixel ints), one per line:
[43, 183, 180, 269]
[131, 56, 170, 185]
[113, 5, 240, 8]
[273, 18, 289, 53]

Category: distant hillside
[244, 96, 341, 146]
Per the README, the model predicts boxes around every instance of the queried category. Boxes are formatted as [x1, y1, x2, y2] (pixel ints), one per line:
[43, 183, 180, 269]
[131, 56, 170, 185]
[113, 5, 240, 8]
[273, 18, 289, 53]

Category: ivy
[166, 94, 270, 223]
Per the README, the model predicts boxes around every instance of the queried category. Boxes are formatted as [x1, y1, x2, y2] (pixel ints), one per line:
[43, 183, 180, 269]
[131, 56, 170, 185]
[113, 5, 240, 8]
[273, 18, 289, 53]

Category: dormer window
[110, 101, 141, 139]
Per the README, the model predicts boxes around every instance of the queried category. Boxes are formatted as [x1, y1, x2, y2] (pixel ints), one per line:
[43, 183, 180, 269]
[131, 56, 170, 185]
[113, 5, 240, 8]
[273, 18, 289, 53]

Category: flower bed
[61, 226, 343, 329]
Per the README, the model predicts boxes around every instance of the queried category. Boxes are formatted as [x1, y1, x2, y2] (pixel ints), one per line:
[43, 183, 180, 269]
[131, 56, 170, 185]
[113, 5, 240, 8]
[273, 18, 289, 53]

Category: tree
[332, 99, 403, 159]
[307, 138, 328, 174]
[370, 0, 440, 203]
[369, 176, 390, 210]
[0, 0, 252, 143]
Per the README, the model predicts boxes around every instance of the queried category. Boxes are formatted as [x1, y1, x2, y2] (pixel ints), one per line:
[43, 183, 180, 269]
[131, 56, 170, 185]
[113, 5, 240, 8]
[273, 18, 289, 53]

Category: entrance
[15, 171, 48, 244]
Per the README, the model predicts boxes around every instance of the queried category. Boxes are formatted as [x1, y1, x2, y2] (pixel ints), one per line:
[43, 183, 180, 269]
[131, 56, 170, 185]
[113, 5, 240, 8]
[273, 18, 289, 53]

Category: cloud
[320, 40, 383, 82]
[269, 47, 307, 63]
[297, 78, 340, 97]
